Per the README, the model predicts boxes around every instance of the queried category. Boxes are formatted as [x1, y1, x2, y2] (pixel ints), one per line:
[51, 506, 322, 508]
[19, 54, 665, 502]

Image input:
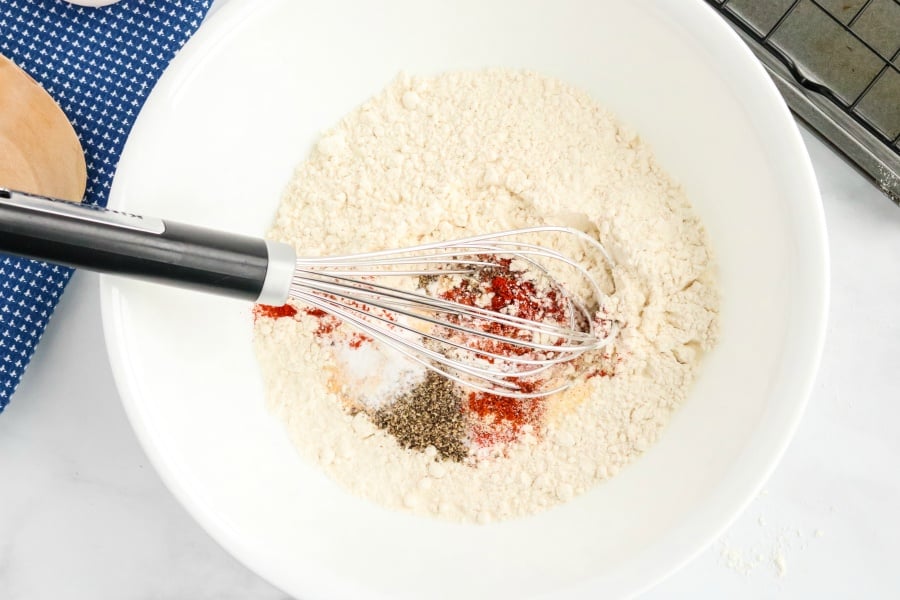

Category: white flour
[254, 69, 719, 522]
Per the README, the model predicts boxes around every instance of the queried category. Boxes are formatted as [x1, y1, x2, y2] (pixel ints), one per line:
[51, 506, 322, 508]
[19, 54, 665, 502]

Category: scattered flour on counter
[253, 69, 719, 522]
[717, 510, 828, 579]
[773, 549, 788, 578]
[719, 528, 803, 579]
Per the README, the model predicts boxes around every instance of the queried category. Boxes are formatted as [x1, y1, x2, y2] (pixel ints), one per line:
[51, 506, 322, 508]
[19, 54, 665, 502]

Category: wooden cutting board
[0, 54, 87, 202]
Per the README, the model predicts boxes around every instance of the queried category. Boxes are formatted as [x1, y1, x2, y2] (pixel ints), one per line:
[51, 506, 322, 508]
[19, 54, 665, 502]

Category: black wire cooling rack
[706, 0, 899, 203]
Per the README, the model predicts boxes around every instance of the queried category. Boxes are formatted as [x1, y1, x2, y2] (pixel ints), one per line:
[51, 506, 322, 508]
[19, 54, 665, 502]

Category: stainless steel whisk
[0, 188, 616, 397]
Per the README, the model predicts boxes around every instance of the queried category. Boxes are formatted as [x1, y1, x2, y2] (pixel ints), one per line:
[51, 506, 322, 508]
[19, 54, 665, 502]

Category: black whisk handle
[0, 188, 295, 304]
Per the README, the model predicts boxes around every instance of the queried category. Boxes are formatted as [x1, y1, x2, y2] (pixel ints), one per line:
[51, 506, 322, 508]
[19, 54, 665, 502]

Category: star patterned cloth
[0, 0, 211, 412]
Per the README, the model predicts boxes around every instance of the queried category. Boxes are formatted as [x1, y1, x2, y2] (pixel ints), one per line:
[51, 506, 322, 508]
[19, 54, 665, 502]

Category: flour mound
[253, 69, 719, 523]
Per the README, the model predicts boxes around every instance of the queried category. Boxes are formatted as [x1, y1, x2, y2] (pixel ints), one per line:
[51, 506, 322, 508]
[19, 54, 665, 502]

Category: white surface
[1, 129, 895, 600]
[2, 4, 896, 600]
[98, 0, 824, 597]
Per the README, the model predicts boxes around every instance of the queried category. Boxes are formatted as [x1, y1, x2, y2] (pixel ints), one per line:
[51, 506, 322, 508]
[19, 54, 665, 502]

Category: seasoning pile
[253, 69, 719, 522]
[257, 253, 612, 463]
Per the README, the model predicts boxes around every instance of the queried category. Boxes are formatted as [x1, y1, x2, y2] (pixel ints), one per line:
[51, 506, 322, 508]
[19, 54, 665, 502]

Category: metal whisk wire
[0, 194, 616, 398]
[0, 191, 615, 398]
[289, 227, 617, 398]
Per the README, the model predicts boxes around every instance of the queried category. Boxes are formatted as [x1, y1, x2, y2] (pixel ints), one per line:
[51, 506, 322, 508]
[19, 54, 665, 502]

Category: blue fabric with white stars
[0, 0, 210, 412]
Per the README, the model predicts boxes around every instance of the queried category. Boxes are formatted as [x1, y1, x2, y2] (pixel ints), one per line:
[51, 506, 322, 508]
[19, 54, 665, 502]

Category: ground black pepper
[373, 371, 467, 462]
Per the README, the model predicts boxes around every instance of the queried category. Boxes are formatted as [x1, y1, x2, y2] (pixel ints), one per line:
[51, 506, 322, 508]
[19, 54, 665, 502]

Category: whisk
[0, 188, 616, 398]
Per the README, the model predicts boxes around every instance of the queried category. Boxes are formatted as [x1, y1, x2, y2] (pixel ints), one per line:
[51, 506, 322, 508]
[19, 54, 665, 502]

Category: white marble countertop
[1, 7, 898, 594]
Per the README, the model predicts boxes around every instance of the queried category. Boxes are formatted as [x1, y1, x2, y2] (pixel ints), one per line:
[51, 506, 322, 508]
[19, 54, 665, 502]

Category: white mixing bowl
[102, 0, 828, 597]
